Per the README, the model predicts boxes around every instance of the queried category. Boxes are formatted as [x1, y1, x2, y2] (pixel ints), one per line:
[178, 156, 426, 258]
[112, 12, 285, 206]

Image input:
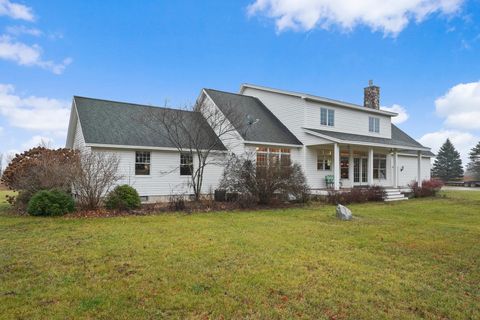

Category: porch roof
[304, 125, 434, 155]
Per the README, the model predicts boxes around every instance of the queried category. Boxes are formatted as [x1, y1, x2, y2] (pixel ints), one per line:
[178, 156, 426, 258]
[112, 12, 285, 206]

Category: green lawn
[0, 191, 479, 319]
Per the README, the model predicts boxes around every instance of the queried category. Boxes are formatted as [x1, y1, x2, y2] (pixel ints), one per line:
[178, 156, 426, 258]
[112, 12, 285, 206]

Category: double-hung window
[135, 151, 150, 175]
[369, 117, 380, 133]
[373, 154, 387, 179]
[321, 108, 335, 126]
[317, 150, 332, 171]
[180, 153, 193, 176]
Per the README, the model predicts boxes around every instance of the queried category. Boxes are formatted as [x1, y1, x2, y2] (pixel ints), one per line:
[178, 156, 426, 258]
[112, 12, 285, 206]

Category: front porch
[309, 143, 425, 191]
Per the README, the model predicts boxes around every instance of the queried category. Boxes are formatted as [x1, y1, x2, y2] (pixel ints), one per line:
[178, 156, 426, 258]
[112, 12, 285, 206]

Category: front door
[353, 157, 368, 185]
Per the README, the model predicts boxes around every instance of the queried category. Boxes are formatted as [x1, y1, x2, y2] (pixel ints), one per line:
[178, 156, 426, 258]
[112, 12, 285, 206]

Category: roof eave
[303, 128, 432, 152]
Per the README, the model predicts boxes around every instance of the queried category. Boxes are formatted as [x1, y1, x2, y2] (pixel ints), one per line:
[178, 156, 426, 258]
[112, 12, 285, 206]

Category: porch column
[393, 150, 399, 188]
[349, 146, 354, 188]
[333, 143, 340, 190]
[417, 151, 422, 187]
[368, 147, 374, 185]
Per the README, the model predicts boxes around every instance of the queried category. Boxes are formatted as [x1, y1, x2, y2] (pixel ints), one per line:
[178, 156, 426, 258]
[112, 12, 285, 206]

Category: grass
[0, 190, 479, 319]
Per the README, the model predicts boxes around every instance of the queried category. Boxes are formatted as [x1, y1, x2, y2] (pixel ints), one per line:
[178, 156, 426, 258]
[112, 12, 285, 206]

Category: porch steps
[383, 188, 408, 202]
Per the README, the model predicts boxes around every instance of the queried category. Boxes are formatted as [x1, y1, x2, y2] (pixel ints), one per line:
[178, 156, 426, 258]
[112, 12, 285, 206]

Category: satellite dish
[246, 114, 259, 126]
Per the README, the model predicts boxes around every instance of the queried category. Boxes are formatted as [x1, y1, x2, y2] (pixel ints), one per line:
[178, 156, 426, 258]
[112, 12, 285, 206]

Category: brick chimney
[364, 80, 380, 109]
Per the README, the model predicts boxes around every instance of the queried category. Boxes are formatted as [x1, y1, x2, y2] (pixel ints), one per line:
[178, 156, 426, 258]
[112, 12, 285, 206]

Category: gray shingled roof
[74, 96, 226, 150]
[305, 124, 434, 155]
[204, 89, 303, 146]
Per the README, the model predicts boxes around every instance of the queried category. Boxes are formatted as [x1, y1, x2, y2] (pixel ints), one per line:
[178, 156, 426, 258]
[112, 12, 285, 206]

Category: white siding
[91, 147, 225, 197]
[242, 87, 392, 143]
[73, 118, 89, 152]
[242, 87, 312, 144]
[304, 146, 330, 189]
[397, 155, 431, 187]
[304, 100, 391, 138]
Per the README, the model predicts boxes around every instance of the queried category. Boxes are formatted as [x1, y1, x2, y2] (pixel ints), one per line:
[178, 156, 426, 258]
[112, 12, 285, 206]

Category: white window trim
[256, 147, 291, 166]
[320, 108, 335, 127]
[180, 153, 193, 176]
[135, 151, 151, 176]
[373, 153, 387, 180]
[317, 149, 333, 171]
[369, 117, 380, 133]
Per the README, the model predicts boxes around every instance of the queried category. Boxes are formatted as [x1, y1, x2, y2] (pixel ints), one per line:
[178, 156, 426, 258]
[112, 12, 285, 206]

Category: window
[256, 147, 291, 167]
[317, 149, 332, 171]
[321, 108, 335, 126]
[373, 154, 387, 179]
[369, 117, 380, 133]
[180, 153, 193, 176]
[135, 151, 151, 175]
[340, 156, 349, 179]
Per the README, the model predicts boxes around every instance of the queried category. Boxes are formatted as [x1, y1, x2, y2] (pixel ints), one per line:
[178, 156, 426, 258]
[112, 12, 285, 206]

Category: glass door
[361, 158, 368, 183]
[353, 157, 368, 185]
[354, 158, 360, 183]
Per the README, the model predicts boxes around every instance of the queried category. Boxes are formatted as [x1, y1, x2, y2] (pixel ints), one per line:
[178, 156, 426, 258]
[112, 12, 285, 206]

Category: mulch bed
[65, 200, 305, 218]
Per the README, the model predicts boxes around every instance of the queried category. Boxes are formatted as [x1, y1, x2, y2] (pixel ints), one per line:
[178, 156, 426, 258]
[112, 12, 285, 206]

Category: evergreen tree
[467, 141, 480, 179]
[431, 139, 464, 181]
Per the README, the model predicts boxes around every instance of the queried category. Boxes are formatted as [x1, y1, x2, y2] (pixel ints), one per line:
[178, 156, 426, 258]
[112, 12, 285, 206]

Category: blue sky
[0, 0, 479, 167]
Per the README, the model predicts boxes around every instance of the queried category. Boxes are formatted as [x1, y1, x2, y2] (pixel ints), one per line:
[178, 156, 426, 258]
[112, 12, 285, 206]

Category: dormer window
[369, 117, 380, 133]
[320, 108, 335, 127]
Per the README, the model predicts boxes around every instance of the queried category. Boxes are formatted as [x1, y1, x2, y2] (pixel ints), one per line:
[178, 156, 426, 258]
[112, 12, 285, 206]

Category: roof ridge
[204, 88, 257, 99]
[73, 95, 194, 114]
[240, 83, 398, 116]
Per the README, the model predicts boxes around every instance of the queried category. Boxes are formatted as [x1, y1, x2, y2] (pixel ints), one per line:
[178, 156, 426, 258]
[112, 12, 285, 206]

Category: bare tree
[139, 99, 244, 201]
[0, 153, 3, 178]
[72, 152, 122, 210]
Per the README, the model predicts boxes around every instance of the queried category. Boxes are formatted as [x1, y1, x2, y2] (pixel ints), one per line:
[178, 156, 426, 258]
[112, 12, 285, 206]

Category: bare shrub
[168, 194, 186, 211]
[326, 186, 385, 205]
[72, 152, 122, 210]
[219, 154, 309, 205]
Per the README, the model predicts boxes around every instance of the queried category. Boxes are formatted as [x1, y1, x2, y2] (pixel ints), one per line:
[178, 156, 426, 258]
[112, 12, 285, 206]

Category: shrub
[219, 154, 310, 205]
[73, 152, 122, 210]
[104, 185, 141, 211]
[409, 179, 444, 198]
[168, 194, 186, 211]
[326, 186, 385, 205]
[27, 189, 75, 216]
[1, 147, 78, 211]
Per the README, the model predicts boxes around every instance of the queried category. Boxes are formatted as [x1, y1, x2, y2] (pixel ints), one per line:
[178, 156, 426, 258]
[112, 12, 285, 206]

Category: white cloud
[0, 0, 34, 21]
[0, 35, 72, 74]
[435, 81, 480, 130]
[247, 0, 463, 35]
[0, 84, 70, 134]
[419, 130, 478, 166]
[21, 135, 54, 149]
[381, 104, 409, 124]
[5, 25, 42, 37]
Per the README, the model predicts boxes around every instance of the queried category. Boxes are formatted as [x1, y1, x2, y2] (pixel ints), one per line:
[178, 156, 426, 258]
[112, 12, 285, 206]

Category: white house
[66, 82, 433, 202]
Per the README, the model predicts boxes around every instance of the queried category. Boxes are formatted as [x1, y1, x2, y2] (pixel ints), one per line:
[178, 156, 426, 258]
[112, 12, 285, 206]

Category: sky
[0, 0, 479, 168]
